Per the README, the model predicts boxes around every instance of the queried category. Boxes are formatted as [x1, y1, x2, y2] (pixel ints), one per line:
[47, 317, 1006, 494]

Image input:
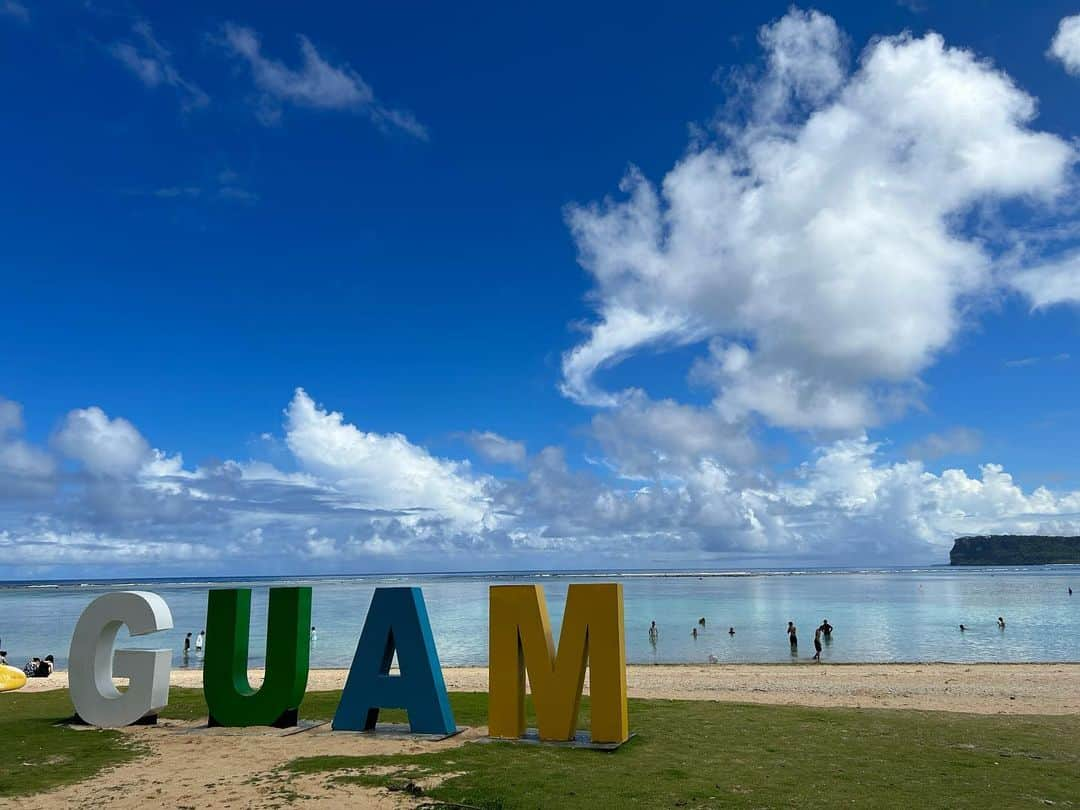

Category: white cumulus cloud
[52, 406, 153, 477]
[284, 388, 493, 529]
[0, 390, 1078, 576]
[0, 397, 55, 485]
[562, 9, 1074, 433]
[1049, 14, 1080, 75]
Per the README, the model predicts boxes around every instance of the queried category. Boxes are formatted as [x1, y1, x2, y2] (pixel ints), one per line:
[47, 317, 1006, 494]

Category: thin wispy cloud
[905, 427, 983, 461]
[150, 186, 202, 199]
[218, 22, 427, 138]
[0, 1, 28, 23]
[465, 431, 528, 467]
[1004, 353, 1071, 368]
[896, 0, 927, 13]
[110, 20, 209, 112]
[123, 169, 259, 205]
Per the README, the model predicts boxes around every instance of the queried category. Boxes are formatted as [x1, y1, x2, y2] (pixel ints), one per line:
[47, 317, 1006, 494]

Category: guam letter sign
[333, 587, 456, 735]
[489, 583, 628, 743]
[67, 582, 630, 745]
[203, 587, 311, 727]
[68, 591, 173, 728]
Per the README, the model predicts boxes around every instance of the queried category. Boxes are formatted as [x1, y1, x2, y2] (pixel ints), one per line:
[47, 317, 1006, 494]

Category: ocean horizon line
[9, 561, 1080, 590]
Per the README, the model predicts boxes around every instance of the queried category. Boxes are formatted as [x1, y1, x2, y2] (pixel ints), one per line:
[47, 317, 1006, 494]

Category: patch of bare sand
[30, 719, 485, 810]
[20, 663, 1080, 714]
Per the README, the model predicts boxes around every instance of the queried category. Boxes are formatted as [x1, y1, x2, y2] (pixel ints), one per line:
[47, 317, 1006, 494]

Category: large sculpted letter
[203, 587, 311, 727]
[488, 583, 628, 743]
[333, 587, 456, 735]
[68, 591, 173, 728]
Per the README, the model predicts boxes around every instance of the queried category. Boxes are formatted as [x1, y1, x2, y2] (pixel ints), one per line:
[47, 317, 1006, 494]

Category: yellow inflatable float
[0, 664, 28, 692]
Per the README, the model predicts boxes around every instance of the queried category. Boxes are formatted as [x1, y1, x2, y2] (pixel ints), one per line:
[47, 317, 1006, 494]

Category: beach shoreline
[15, 662, 1080, 715]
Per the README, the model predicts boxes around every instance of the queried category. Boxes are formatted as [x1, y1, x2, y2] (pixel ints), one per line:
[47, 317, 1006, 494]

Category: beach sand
[11, 663, 1078, 809]
[34, 717, 484, 809]
[19, 662, 1080, 714]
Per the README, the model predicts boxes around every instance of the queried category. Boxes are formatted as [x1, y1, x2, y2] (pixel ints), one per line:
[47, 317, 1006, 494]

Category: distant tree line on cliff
[950, 535, 1080, 565]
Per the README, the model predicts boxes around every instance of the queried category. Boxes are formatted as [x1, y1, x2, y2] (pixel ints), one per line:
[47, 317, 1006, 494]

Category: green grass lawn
[0, 689, 142, 796]
[286, 695, 1080, 809]
[3, 688, 1079, 808]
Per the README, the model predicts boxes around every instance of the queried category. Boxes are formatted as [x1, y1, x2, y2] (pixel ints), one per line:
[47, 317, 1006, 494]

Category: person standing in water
[728, 626, 735, 636]
[997, 616, 1006, 630]
[787, 621, 798, 649]
[195, 629, 205, 653]
[691, 627, 698, 639]
[649, 621, 659, 644]
[813, 628, 823, 662]
[310, 626, 318, 643]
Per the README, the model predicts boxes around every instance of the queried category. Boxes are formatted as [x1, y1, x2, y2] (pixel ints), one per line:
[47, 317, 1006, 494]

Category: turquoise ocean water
[1, 566, 1078, 671]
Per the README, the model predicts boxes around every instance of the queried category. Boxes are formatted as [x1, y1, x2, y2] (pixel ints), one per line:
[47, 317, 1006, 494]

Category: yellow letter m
[488, 583, 628, 743]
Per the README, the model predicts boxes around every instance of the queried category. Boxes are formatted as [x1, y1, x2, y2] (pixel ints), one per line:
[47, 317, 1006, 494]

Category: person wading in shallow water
[787, 621, 798, 650]
[813, 628, 823, 662]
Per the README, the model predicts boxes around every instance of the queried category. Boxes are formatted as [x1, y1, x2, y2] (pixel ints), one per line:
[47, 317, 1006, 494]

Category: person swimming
[728, 626, 735, 636]
[997, 616, 1006, 629]
[959, 624, 966, 632]
[698, 617, 706, 627]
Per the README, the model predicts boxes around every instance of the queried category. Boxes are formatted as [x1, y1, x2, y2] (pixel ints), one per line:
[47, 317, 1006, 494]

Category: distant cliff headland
[950, 535, 1080, 566]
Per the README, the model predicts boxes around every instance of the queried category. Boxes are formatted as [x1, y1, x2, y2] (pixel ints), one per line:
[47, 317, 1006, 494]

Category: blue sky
[2, 1, 1080, 577]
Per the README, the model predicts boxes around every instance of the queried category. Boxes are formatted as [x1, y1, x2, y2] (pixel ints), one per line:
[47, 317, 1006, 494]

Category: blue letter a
[332, 587, 456, 735]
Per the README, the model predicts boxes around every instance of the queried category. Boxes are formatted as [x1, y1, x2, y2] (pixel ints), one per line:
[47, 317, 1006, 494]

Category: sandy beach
[18, 662, 1080, 714]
